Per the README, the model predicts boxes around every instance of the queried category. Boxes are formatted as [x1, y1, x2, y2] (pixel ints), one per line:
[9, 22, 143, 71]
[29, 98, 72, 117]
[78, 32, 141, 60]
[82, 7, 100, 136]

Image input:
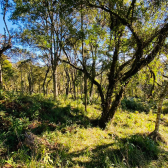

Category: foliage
[0, 92, 168, 167]
[7, 0, 168, 127]
[121, 97, 150, 112]
[0, 0, 168, 166]
[122, 135, 159, 166]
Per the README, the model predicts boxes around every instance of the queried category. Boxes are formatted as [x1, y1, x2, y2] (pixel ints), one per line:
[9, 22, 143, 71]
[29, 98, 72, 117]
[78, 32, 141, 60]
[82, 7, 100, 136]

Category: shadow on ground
[0, 96, 92, 154]
[0, 96, 168, 168]
[59, 134, 168, 168]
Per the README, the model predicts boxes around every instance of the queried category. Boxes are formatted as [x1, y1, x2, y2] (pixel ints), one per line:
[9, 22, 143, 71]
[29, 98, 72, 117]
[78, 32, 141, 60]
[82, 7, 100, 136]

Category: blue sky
[0, 11, 16, 35]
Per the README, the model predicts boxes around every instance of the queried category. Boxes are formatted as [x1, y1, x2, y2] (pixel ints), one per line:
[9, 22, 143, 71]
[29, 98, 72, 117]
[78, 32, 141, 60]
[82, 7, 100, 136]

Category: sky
[0, 9, 16, 35]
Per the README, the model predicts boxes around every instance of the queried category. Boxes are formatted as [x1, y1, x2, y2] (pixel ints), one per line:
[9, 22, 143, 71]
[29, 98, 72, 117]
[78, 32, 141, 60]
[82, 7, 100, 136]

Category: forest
[0, 0, 168, 167]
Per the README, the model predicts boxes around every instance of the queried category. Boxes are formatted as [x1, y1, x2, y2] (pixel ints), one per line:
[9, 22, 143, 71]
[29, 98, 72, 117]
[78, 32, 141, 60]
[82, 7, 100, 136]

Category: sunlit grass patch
[0, 94, 168, 167]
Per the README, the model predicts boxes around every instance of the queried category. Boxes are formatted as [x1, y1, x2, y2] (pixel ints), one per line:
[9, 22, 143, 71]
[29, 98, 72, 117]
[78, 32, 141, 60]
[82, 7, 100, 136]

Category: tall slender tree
[0, 0, 12, 89]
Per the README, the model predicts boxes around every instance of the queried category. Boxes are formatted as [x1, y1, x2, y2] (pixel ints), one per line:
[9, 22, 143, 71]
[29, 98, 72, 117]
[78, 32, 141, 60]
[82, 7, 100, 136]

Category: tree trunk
[38, 81, 41, 94]
[98, 83, 128, 129]
[46, 76, 52, 95]
[21, 68, 24, 95]
[89, 82, 93, 103]
[73, 80, 76, 99]
[70, 69, 76, 99]
[154, 99, 164, 133]
[154, 81, 168, 134]
[53, 67, 58, 100]
[28, 74, 32, 95]
[84, 72, 87, 111]
[43, 66, 50, 95]
[149, 81, 168, 143]
[64, 67, 70, 96]
[0, 62, 3, 90]
[80, 76, 83, 99]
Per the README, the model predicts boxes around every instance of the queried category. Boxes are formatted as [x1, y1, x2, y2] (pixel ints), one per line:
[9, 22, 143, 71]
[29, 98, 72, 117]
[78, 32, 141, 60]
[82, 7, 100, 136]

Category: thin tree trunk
[149, 81, 168, 142]
[0, 62, 3, 90]
[80, 76, 83, 99]
[154, 81, 168, 133]
[21, 67, 24, 95]
[154, 99, 164, 133]
[28, 73, 32, 95]
[46, 76, 52, 95]
[64, 67, 70, 96]
[53, 67, 58, 100]
[84, 73, 87, 111]
[43, 66, 50, 95]
[73, 80, 76, 99]
[81, 2, 87, 111]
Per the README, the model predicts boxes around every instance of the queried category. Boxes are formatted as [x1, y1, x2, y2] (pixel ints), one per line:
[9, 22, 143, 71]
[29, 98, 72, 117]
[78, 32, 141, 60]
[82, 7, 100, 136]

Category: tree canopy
[0, 0, 167, 128]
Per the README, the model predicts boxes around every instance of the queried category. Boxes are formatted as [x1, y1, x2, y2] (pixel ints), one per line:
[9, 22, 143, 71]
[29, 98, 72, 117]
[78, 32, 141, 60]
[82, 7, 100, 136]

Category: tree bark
[53, 67, 58, 100]
[154, 81, 168, 133]
[64, 67, 70, 96]
[149, 80, 168, 143]
[99, 82, 128, 128]
[0, 61, 3, 90]
[84, 72, 87, 111]
[43, 66, 50, 95]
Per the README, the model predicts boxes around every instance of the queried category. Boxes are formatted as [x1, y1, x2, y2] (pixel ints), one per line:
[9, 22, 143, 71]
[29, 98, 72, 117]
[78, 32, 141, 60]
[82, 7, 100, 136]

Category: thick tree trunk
[98, 83, 128, 129]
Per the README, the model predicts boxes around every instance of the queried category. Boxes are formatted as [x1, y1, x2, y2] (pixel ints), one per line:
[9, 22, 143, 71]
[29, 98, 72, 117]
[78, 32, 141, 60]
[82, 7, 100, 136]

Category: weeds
[0, 91, 168, 167]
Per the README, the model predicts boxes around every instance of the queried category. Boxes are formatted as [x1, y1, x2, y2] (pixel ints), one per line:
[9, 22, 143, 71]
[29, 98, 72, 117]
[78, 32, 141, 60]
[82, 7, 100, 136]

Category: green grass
[0, 93, 168, 167]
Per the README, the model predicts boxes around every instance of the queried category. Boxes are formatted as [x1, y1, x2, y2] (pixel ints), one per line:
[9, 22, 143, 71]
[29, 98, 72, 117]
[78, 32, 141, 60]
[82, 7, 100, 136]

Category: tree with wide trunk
[62, 0, 168, 128]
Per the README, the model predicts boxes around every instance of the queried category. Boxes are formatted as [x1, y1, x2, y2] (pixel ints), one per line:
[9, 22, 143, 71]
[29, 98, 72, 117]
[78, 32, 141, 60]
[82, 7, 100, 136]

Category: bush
[121, 97, 150, 112]
[121, 135, 159, 167]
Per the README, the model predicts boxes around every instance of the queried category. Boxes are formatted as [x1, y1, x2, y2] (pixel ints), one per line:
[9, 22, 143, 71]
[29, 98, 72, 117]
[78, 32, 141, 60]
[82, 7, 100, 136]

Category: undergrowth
[0, 91, 168, 168]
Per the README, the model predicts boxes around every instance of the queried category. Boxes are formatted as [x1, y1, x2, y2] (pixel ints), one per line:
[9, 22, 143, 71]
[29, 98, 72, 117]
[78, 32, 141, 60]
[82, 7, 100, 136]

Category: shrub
[121, 98, 150, 112]
[121, 135, 159, 167]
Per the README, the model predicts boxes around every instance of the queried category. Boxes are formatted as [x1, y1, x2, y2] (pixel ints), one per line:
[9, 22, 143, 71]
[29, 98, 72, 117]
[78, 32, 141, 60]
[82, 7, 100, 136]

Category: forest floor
[0, 93, 168, 168]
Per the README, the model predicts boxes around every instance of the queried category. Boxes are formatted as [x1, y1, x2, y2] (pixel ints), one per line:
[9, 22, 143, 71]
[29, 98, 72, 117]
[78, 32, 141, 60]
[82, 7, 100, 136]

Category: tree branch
[87, 1, 141, 45]
[59, 54, 105, 105]
[121, 22, 168, 82]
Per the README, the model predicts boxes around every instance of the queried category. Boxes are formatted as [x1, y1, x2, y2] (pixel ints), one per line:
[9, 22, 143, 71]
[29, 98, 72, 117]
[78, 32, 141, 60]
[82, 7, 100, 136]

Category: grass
[0, 93, 168, 167]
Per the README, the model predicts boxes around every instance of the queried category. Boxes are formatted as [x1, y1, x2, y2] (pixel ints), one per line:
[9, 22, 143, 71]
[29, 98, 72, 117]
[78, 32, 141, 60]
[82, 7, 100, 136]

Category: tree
[9, 0, 168, 128]
[0, 54, 14, 90]
[62, 0, 168, 128]
[0, 0, 12, 89]
[11, 0, 67, 99]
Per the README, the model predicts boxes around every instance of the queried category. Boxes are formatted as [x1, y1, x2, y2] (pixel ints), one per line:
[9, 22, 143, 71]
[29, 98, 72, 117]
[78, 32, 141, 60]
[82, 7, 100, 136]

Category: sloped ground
[0, 94, 168, 168]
